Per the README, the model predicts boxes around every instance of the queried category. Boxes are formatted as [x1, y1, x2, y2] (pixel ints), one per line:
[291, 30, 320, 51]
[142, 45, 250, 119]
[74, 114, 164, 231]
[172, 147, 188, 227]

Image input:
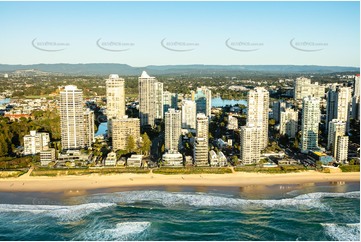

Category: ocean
[0, 182, 359, 241]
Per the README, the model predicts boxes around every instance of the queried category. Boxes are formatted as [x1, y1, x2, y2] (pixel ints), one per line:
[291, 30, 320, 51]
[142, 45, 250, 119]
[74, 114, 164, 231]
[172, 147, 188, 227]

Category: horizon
[0, 1, 359, 67]
[0, 63, 360, 68]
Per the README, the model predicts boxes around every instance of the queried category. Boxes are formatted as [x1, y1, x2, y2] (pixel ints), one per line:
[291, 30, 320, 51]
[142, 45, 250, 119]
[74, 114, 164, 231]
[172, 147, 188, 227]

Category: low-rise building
[40, 148, 56, 166]
[104, 151, 117, 166]
[162, 151, 183, 167]
[24, 130, 50, 155]
[127, 154, 143, 167]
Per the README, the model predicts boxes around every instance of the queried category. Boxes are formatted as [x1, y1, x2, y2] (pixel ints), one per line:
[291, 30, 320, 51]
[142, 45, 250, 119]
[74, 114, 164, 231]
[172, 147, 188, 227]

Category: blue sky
[0, 1, 359, 67]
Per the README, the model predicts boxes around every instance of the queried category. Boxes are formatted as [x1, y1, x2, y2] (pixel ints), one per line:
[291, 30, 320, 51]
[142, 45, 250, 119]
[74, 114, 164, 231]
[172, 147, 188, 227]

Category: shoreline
[0, 171, 359, 193]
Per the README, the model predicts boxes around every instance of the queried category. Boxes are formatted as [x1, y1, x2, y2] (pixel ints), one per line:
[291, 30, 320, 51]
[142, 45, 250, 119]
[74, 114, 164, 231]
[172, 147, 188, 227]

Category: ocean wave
[322, 223, 360, 241]
[86, 190, 359, 210]
[296, 191, 360, 200]
[0, 203, 116, 222]
[78, 222, 151, 241]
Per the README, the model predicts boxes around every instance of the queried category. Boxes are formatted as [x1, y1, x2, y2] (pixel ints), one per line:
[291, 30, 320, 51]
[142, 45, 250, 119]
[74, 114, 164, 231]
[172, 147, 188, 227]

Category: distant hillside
[0, 63, 359, 76]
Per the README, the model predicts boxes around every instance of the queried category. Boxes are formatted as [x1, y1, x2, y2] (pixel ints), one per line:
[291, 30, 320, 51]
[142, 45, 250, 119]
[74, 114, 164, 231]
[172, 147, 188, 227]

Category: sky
[0, 1, 359, 67]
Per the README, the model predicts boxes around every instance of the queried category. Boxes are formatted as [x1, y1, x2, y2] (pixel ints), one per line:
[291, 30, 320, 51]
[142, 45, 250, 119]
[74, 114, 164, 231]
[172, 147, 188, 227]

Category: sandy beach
[0, 171, 359, 193]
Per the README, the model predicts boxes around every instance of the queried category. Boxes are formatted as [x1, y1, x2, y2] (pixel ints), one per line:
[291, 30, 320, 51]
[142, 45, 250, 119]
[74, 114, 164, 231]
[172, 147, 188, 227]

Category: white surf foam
[87, 190, 361, 210]
[0, 203, 116, 222]
[322, 223, 360, 241]
[80, 221, 151, 241]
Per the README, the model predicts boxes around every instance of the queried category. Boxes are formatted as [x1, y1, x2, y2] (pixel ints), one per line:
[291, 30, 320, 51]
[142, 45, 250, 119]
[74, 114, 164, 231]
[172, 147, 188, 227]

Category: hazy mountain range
[0, 63, 359, 76]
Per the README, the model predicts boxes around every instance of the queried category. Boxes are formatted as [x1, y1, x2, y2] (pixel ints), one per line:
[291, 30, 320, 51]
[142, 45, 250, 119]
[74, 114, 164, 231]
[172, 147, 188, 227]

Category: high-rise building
[247, 87, 269, 149]
[227, 114, 238, 130]
[280, 108, 298, 139]
[239, 125, 262, 164]
[23, 130, 50, 155]
[60, 85, 85, 150]
[106, 74, 125, 119]
[326, 86, 352, 132]
[165, 109, 182, 152]
[351, 74, 360, 120]
[83, 108, 95, 147]
[327, 119, 346, 156]
[194, 138, 209, 166]
[138, 71, 163, 126]
[195, 87, 212, 117]
[112, 116, 140, 151]
[163, 91, 178, 114]
[106, 74, 125, 137]
[300, 96, 320, 153]
[181, 100, 196, 130]
[336, 136, 349, 163]
[294, 77, 325, 100]
[272, 101, 286, 123]
[194, 113, 209, 166]
[155, 82, 164, 119]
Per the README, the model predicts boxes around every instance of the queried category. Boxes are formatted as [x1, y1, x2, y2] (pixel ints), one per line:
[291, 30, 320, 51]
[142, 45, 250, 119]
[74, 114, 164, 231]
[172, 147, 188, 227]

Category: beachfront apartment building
[165, 108, 182, 152]
[327, 119, 346, 155]
[106, 74, 125, 137]
[300, 96, 320, 153]
[194, 113, 209, 166]
[280, 108, 298, 139]
[112, 116, 140, 151]
[60, 85, 85, 150]
[240, 125, 262, 164]
[23, 130, 50, 155]
[138, 71, 163, 127]
[336, 136, 349, 163]
[247, 87, 269, 149]
[40, 148, 56, 166]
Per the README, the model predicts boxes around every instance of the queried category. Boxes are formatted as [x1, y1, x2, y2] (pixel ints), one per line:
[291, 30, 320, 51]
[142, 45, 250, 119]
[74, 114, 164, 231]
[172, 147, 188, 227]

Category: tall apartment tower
[280, 108, 298, 139]
[138, 71, 163, 126]
[181, 100, 196, 130]
[327, 119, 346, 156]
[165, 109, 182, 152]
[326, 86, 352, 132]
[83, 108, 95, 147]
[240, 125, 262, 164]
[272, 100, 286, 123]
[60, 85, 85, 150]
[195, 87, 212, 117]
[247, 87, 269, 149]
[336, 136, 349, 163]
[227, 114, 238, 130]
[106, 74, 125, 118]
[112, 116, 140, 151]
[163, 91, 178, 114]
[106, 74, 125, 137]
[351, 74, 360, 120]
[194, 113, 209, 166]
[300, 96, 320, 153]
[294, 77, 325, 100]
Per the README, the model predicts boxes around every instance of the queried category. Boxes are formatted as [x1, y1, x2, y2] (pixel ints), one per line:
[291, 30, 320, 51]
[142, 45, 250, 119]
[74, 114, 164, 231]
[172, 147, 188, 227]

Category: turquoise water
[211, 97, 247, 107]
[0, 183, 359, 241]
[95, 122, 107, 137]
[0, 98, 10, 105]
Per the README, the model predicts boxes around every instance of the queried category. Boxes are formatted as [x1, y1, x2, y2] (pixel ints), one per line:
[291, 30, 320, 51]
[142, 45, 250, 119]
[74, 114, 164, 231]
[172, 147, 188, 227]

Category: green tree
[126, 135, 136, 153]
[141, 133, 151, 156]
